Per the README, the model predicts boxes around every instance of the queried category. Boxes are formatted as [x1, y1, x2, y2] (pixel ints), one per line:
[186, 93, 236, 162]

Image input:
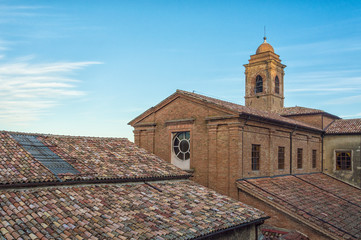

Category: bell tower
[244, 37, 286, 112]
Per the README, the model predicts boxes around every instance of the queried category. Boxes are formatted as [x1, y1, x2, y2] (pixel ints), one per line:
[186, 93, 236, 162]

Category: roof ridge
[3, 130, 128, 140]
[0, 174, 192, 190]
[177, 89, 243, 107]
[177, 90, 322, 132]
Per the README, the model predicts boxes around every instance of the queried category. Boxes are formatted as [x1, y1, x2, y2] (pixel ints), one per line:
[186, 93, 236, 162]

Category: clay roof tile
[325, 118, 361, 134]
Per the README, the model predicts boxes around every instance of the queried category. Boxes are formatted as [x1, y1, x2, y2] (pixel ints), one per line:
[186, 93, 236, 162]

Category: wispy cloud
[279, 38, 361, 55]
[288, 88, 360, 93]
[341, 112, 361, 119]
[286, 69, 361, 96]
[0, 55, 101, 124]
[0, 39, 10, 51]
[324, 95, 361, 105]
[0, 4, 49, 17]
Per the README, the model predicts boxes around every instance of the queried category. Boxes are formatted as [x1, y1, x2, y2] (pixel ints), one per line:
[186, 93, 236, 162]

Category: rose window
[173, 132, 190, 161]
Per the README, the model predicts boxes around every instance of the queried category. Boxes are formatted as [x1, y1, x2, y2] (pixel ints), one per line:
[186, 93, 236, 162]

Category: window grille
[312, 150, 317, 168]
[297, 148, 303, 169]
[252, 144, 260, 170]
[278, 146, 285, 170]
[336, 151, 351, 170]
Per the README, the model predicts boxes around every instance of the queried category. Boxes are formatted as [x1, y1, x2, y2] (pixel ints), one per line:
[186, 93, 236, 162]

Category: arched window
[255, 75, 263, 93]
[275, 76, 280, 94]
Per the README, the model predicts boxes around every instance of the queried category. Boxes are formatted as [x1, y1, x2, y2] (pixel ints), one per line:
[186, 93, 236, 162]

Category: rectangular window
[312, 150, 317, 168]
[336, 151, 351, 170]
[278, 146, 285, 170]
[252, 144, 260, 171]
[297, 148, 303, 169]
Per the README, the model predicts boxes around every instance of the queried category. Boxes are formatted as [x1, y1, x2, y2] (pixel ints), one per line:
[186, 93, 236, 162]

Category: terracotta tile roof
[276, 106, 340, 119]
[237, 173, 361, 240]
[0, 180, 266, 239]
[0, 133, 57, 184]
[276, 106, 324, 116]
[296, 173, 361, 205]
[325, 118, 361, 134]
[177, 90, 322, 132]
[37, 135, 188, 182]
[0, 132, 188, 185]
[0, 131, 267, 238]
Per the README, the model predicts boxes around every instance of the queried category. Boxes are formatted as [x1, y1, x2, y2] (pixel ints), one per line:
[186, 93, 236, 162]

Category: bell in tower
[244, 37, 286, 112]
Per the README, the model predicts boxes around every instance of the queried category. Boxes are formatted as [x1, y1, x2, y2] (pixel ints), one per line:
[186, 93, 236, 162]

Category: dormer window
[275, 76, 280, 94]
[255, 75, 263, 93]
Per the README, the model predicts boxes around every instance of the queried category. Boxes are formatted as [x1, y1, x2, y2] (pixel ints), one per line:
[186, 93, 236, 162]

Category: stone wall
[323, 134, 361, 187]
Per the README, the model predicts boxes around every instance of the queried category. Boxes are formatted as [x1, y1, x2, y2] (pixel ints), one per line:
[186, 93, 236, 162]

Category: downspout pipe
[242, 115, 251, 179]
[321, 132, 325, 172]
[290, 126, 297, 175]
[322, 119, 336, 173]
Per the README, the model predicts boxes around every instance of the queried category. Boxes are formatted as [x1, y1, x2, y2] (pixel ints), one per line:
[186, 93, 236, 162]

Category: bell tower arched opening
[244, 37, 286, 112]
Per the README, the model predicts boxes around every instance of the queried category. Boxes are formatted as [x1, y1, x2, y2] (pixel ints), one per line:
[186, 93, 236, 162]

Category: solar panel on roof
[11, 134, 79, 176]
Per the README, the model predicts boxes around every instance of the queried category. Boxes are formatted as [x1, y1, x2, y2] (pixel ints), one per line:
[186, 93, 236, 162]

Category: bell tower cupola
[244, 37, 286, 112]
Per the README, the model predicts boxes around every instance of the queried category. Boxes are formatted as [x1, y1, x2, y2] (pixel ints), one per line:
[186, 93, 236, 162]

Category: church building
[129, 37, 326, 199]
[129, 37, 361, 240]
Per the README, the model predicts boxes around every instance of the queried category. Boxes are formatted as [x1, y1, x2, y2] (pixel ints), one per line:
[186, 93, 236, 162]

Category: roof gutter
[324, 132, 361, 136]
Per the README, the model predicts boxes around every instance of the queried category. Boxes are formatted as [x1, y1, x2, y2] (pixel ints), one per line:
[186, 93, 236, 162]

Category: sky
[0, 0, 361, 141]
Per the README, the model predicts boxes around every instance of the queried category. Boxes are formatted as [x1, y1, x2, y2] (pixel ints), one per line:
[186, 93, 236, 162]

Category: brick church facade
[129, 37, 361, 239]
[129, 37, 329, 198]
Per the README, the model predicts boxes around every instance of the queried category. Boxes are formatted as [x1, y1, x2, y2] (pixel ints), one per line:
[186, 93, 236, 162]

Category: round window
[173, 132, 190, 161]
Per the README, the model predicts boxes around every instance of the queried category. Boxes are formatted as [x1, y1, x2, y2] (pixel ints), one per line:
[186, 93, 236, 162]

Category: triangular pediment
[128, 90, 238, 126]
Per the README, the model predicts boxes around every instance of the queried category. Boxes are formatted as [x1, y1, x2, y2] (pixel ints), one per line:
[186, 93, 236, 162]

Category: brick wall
[131, 95, 323, 200]
[286, 114, 323, 129]
[285, 114, 337, 130]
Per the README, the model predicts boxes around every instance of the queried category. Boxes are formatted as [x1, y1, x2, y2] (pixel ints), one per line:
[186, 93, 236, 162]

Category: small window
[173, 132, 190, 161]
[278, 146, 285, 170]
[275, 76, 280, 94]
[255, 75, 263, 93]
[252, 144, 260, 170]
[336, 151, 351, 170]
[312, 150, 317, 168]
[297, 148, 303, 169]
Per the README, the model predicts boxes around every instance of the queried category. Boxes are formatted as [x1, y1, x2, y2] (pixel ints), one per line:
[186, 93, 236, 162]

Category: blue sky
[1, 0, 361, 140]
